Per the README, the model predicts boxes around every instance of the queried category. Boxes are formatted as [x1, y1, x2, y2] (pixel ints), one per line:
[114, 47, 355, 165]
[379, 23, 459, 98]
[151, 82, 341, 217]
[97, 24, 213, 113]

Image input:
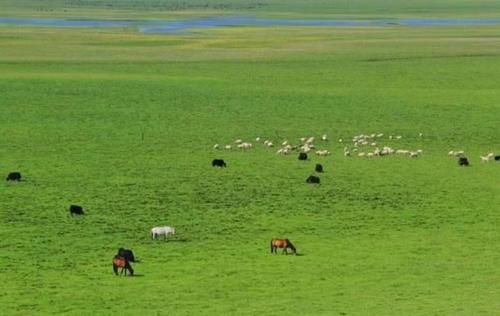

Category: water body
[1, 16, 500, 33]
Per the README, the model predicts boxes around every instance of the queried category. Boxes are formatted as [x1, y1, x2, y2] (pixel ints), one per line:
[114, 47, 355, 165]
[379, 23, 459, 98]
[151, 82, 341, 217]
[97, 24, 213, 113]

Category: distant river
[1, 16, 500, 33]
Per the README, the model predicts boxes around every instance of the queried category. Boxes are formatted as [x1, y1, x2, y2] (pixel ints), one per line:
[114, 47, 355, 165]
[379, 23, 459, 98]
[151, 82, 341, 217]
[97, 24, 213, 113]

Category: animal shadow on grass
[164, 238, 189, 243]
[131, 274, 145, 277]
[151, 235, 189, 243]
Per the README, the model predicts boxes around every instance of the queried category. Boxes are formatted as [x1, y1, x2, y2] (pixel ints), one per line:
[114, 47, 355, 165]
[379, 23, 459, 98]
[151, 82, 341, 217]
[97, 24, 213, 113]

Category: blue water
[1, 16, 500, 33]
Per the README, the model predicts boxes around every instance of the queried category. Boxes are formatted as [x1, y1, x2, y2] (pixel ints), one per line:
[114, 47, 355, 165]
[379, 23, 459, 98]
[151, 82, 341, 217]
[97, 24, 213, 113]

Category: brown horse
[270, 238, 297, 255]
[112, 255, 134, 276]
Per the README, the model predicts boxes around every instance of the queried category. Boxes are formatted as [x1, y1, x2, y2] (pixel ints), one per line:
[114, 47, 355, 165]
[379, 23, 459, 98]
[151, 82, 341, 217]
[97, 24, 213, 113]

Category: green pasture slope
[1, 1, 500, 315]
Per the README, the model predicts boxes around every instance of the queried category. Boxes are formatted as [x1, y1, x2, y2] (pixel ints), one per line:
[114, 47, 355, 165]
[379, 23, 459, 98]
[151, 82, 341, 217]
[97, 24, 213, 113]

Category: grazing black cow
[118, 248, 137, 263]
[69, 204, 84, 215]
[458, 157, 470, 166]
[212, 159, 226, 167]
[315, 164, 323, 173]
[298, 153, 308, 160]
[306, 175, 320, 184]
[6, 172, 21, 181]
[495, 155, 500, 161]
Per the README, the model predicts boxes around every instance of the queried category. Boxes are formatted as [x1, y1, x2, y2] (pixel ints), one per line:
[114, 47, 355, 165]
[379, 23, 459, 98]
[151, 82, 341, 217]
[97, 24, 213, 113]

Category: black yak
[212, 159, 227, 167]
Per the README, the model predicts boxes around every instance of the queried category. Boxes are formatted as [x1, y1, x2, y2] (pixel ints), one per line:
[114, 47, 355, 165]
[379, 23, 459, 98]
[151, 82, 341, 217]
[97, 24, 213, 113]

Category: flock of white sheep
[213, 134, 332, 157]
[342, 133, 423, 158]
[213, 133, 497, 162]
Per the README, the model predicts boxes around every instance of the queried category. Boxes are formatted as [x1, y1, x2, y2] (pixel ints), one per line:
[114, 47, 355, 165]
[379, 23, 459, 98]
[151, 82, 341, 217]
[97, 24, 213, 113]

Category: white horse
[151, 226, 176, 240]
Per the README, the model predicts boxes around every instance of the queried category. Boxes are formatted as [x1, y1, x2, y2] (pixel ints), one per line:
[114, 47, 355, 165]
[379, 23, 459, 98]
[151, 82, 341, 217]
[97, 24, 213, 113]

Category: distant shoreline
[2, 16, 500, 34]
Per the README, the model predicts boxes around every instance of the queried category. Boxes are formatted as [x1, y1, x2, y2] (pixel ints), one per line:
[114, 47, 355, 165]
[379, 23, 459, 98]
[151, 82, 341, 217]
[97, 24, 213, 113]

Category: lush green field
[1, 2, 500, 315]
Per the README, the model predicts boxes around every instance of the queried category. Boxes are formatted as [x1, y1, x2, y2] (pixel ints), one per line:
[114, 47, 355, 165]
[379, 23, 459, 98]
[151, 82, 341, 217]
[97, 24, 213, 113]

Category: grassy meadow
[1, 1, 500, 315]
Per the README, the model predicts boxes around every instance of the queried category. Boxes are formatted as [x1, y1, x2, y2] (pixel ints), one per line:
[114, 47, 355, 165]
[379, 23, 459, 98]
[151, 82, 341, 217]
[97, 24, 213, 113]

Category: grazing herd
[344, 133, 424, 158]
[213, 151, 324, 185]
[113, 227, 177, 277]
[213, 132, 499, 168]
[212, 133, 498, 189]
[4, 132, 497, 277]
[4, 171, 180, 276]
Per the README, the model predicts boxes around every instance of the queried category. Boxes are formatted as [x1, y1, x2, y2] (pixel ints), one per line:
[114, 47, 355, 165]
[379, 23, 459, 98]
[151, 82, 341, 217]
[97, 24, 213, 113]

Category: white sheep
[480, 153, 494, 162]
[449, 150, 465, 157]
[480, 156, 490, 162]
[301, 145, 311, 153]
[315, 150, 331, 156]
[224, 145, 232, 150]
[321, 134, 328, 141]
[213, 144, 220, 150]
[238, 142, 252, 149]
[382, 146, 394, 155]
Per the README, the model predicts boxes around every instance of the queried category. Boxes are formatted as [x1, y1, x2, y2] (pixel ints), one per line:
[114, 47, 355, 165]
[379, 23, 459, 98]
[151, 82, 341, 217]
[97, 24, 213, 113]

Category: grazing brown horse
[270, 238, 297, 255]
[112, 255, 134, 276]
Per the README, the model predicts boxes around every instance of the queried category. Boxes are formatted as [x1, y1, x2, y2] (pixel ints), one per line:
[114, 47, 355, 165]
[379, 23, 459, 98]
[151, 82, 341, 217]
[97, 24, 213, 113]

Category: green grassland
[2, 0, 500, 19]
[1, 4, 500, 316]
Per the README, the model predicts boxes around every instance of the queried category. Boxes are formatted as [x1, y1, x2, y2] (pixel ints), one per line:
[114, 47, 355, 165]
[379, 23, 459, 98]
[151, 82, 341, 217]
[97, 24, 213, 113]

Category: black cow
[458, 157, 470, 166]
[69, 204, 84, 215]
[306, 175, 320, 184]
[6, 172, 21, 181]
[212, 159, 226, 167]
[315, 164, 323, 173]
[298, 153, 308, 160]
[495, 155, 500, 161]
[118, 248, 137, 263]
